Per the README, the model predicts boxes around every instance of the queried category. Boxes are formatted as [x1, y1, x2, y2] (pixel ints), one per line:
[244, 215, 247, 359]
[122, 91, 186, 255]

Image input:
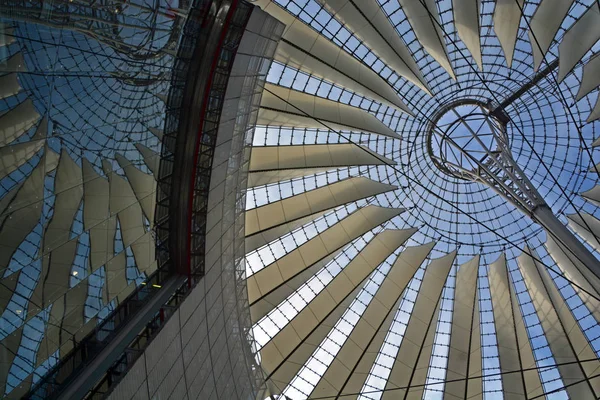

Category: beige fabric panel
[115, 154, 156, 224]
[581, 184, 600, 207]
[246, 209, 330, 254]
[82, 160, 116, 270]
[453, 0, 482, 70]
[545, 236, 600, 324]
[518, 249, 597, 399]
[466, 298, 483, 400]
[259, 83, 399, 138]
[0, 150, 59, 277]
[528, 0, 574, 70]
[246, 206, 404, 304]
[0, 24, 15, 48]
[557, 3, 600, 82]
[106, 251, 129, 301]
[248, 168, 335, 188]
[588, 97, 600, 123]
[0, 52, 26, 73]
[383, 251, 456, 398]
[0, 326, 22, 395]
[245, 177, 397, 235]
[567, 213, 600, 251]
[130, 231, 157, 275]
[0, 73, 21, 100]
[493, 0, 524, 68]
[535, 257, 600, 396]
[255, 0, 412, 113]
[44, 150, 83, 252]
[0, 99, 40, 147]
[134, 143, 160, 178]
[259, 229, 413, 376]
[315, 0, 430, 94]
[109, 172, 145, 248]
[249, 143, 395, 172]
[250, 248, 342, 323]
[0, 117, 45, 180]
[268, 284, 362, 393]
[312, 241, 433, 398]
[405, 300, 443, 400]
[488, 254, 535, 398]
[398, 0, 455, 79]
[444, 255, 480, 399]
[35, 282, 87, 369]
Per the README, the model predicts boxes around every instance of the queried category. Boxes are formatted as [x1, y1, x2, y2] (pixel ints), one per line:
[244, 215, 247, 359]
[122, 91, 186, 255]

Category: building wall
[107, 8, 283, 400]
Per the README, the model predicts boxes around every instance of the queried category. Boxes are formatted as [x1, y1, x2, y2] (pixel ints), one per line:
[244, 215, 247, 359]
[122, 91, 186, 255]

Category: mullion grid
[282, 244, 403, 399]
[245, 201, 364, 276]
[479, 267, 504, 398]
[421, 265, 457, 399]
[252, 226, 382, 350]
[358, 261, 428, 399]
[510, 264, 568, 398]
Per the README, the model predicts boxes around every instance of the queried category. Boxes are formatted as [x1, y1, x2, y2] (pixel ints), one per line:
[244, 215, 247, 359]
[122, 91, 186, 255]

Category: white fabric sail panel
[82, 159, 116, 270]
[0, 99, 41, 147]
[557, 3, 600, 83]
[259, 84, 400, 138]
[130, 231, 157, 275]
[255, 0, 413, 113]
[488, 253, 543, 398]
[0, 73, 21, 100]
[108, 172, 145, 248]
[35, 281, 87, 367]
[383, 251, 456, 397]
[267, 283, 363, 392]
[246, 205, 404, 304]
[545, 235, 600, 324]
[0, 327, 22, 395]
[259, 228, 414, 376]
[588, 97, 600, 123]
[248, 168, 336, 188]
[246, 210, 330, 254]
[567, 213, 600, 253]
[398, 0, 455, 79]
[0, 118, 45, 180]
[115, 153, 156, 224]
[250, 248, 343, 322]
[528, 0, 575, 71]
[405, 301, 443, 400]
[106, 251, 129, 301]
[245, 177, 397, 235]
[493, 0, 524, 68]
[444, 255, 481, 399]
[577, 54, 600, 101]
[249, 143, 395, 172]
[147, 126, 163, 140]
[315, 0, 430, 94]
[0, 24, 15, 48]
[134, 143, 160, 178]
[0, 53, 26, 73]
[311, 238, 435, 398]
[518, 248, 599, 398]
[581, 184, 600, 207]
[453, 0, 482, 70]
[466, 297, 483, 400]
[0, 150, 58, 276]
[43, 150, 83, 252]
[274, 42, 410, 114]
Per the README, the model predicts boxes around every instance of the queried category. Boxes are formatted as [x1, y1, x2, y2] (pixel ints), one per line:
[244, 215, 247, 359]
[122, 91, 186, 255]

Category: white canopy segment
[258, 83, 400, 138]
[247, 0, 600, 398]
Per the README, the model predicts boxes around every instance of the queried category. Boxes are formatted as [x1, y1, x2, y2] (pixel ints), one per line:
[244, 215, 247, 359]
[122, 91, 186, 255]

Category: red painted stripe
[186, 0, 240, 286]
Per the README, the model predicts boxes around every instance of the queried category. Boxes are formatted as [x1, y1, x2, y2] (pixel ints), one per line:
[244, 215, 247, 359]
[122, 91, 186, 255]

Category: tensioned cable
[261, 85, 600, 309]
[304, 357, 600, 400]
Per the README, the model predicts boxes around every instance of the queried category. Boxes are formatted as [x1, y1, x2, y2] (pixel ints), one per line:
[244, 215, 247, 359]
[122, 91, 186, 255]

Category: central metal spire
[428, 100, 600, 279]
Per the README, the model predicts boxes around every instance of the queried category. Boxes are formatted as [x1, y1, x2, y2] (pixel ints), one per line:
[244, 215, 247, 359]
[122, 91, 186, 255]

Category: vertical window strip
[358, 264, 427, 399]
[422, 265, 457, 399]
[252, 228, 380, 349]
